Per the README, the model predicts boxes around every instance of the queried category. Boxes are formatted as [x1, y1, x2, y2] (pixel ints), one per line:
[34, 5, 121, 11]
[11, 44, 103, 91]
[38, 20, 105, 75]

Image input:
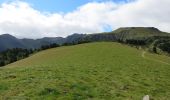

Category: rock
[143, 95, 149, 100]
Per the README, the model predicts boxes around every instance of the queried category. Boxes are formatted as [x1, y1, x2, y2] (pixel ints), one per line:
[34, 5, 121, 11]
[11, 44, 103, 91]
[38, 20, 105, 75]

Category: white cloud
[0, 0, 169, 38]
[108, 0, 170, 32]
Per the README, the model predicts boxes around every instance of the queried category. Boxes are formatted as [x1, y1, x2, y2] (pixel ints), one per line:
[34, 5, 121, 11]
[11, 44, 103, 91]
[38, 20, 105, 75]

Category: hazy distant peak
[115, 27, 160, 31]
[0, 34, 15, 37]
[113, 27, 163, 34]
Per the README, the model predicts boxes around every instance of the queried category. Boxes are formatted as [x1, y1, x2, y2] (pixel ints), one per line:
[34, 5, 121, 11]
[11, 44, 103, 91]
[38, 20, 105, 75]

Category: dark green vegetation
[0, 42, 170, 99]
[0, 43, 61, 67]
[0, 48, 33, 66]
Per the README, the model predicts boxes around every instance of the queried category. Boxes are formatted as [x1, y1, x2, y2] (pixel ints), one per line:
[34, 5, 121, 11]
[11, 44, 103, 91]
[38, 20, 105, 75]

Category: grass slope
[113, 27, 169, 36]
[108, 27, 170, 40]
[0, 42, 170, 100]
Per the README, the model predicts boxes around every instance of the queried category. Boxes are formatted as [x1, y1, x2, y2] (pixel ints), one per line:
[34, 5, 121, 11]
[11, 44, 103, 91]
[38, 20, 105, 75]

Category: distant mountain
[0, 34, 65, 51]
[65, 33, 86, 43]
[0, 27, 170, 53]
[111, 27, 170, 41]
[64, 27, 170, 43]
[0, 34, 26, 51]
[21, 37, 65, 48]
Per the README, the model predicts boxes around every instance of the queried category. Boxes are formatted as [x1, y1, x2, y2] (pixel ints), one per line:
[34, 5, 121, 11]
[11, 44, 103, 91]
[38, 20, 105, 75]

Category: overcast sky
[0, 0, 169, 38]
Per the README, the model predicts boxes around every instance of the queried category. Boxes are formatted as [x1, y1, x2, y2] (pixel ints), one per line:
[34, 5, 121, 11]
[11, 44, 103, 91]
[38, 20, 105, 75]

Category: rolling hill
[0, 42, 170, 99]
[90, 27, 170, 41]
[112, 27, 169, 39]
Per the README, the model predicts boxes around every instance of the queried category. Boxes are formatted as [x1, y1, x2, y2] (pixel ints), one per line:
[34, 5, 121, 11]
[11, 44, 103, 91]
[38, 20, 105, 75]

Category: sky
[0, 0, 129, 13]
[0, 0, 169, 38]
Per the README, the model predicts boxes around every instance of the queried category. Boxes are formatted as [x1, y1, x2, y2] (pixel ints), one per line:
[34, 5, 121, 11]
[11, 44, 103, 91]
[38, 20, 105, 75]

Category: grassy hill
[112, 27, 170, 39]
[0, 42, 170, 99]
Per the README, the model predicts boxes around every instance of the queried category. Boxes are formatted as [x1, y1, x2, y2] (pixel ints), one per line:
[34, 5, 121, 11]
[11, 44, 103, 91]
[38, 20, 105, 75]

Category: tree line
[0, 48, 33, 66]
[0, 43, 61, 67]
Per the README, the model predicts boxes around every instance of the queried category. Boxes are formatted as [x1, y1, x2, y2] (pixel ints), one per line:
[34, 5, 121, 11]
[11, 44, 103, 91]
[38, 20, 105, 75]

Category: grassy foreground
[0, 42, 170, 100]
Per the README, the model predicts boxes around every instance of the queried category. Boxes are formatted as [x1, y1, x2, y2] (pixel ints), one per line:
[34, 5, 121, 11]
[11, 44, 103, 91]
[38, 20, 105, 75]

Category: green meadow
[0, 42, 170, 100]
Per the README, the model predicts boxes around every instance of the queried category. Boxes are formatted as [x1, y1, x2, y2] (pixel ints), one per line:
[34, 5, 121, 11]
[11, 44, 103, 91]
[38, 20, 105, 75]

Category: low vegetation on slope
[0, 42, 170, 99]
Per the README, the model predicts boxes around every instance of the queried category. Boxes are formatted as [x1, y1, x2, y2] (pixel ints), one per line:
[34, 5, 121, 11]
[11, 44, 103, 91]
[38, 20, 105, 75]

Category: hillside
[113, 27, 169, 38]
[0, 42, 170, 99]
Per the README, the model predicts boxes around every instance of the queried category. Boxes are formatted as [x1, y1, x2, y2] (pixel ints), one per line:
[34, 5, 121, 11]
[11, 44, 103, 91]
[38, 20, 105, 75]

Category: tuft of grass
[0, 84, 8, 91]
[38, 88, 60, 96]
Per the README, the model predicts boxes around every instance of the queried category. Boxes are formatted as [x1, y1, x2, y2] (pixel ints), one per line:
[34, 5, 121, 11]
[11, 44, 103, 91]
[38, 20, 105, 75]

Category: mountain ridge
[0, 27, 170, 52]
[0, 34, 65, 51]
